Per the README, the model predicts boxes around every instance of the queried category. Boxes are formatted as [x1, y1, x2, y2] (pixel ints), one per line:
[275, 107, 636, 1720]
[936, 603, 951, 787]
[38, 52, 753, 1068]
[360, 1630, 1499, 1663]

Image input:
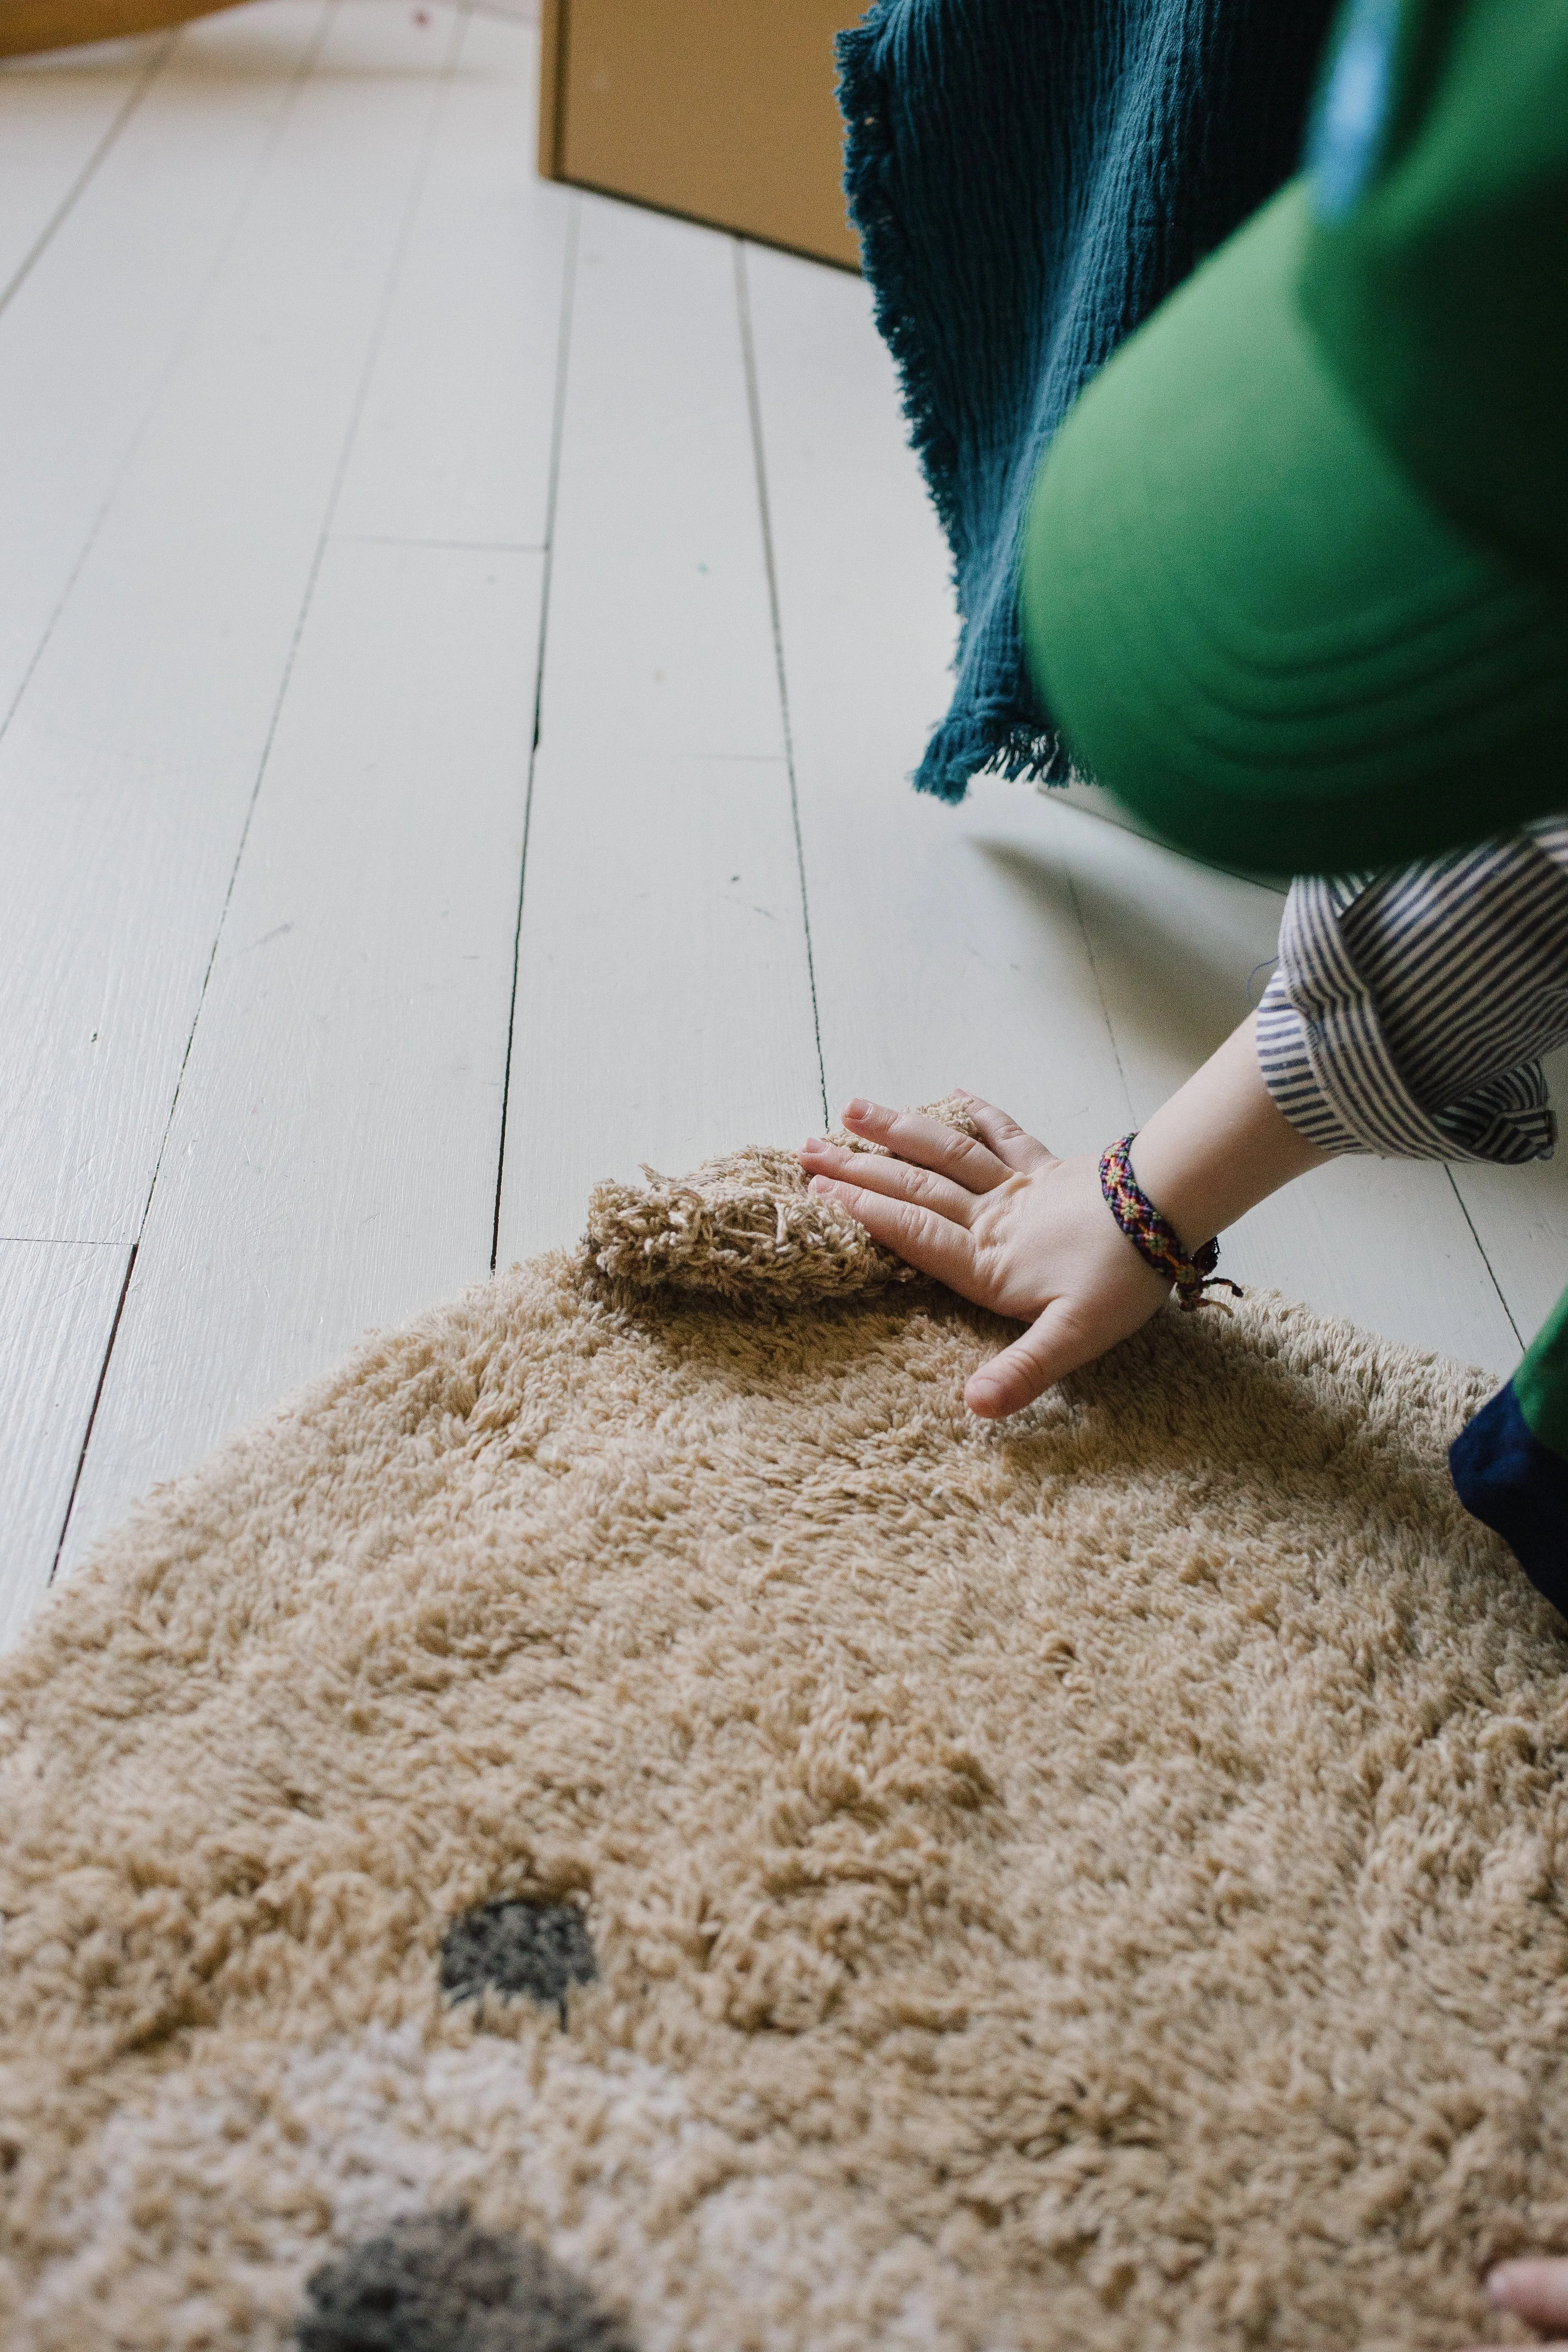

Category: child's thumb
[964, 1298, 1104, 1420]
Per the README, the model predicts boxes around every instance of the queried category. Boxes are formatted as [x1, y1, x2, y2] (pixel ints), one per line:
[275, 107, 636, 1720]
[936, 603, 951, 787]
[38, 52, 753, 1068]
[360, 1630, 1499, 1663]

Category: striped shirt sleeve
[1256, 816, 1568, 1164]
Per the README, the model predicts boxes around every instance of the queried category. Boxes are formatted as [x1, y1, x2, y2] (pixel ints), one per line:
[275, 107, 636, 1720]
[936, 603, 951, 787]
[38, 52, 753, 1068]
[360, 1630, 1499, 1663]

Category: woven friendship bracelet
[1098, 1133, 1243, 1314]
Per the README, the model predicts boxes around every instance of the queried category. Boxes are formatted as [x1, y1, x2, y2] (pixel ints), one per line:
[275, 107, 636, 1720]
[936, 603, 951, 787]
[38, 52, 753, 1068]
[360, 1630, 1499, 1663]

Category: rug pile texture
[0, 1127, 1564, 2349]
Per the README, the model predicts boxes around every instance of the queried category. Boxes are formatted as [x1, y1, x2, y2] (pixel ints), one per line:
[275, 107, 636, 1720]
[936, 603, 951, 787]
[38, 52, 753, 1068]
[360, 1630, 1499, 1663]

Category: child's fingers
[808, 1175, 978, 1289]
[800, 1139, 975, 1225]
[1488, 2261, 1568, 2330]
[839, 1099, 1013, 1194]
[963, 1298, 1103, 1419]
[957, 1095, 1057, 1175]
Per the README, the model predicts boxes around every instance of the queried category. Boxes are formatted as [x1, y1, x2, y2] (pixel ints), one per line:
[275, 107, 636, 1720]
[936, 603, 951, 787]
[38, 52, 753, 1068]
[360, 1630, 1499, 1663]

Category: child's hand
[801, 1018, 1332, 1419]
[799, 1095, 1172, 1419]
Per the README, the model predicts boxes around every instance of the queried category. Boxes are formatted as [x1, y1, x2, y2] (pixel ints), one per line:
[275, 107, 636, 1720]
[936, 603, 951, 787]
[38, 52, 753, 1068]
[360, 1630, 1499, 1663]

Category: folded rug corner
[581, 1095, 978, 1302]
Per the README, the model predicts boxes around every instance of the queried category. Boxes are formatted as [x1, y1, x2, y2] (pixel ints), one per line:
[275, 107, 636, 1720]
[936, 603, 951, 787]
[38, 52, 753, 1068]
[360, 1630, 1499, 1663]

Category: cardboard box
[539, 0, 861, 270]
[0, 0, 243, 56]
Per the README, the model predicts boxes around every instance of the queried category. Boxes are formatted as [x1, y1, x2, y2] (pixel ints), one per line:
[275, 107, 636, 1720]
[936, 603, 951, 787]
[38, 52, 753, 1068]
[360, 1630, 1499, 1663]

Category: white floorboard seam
[735, 239, 830, 1131]
[489, 191, 581, 1272]
[0, 29, 174, 320]
[47, 0, 479, 1583]
[43, 1242, 138, 1592]
[1446, 1171, 1525, 1349]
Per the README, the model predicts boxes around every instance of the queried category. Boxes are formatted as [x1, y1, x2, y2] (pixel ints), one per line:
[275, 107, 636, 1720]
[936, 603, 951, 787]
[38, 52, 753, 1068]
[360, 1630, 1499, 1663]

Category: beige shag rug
[0, 1122, 1564, 2351]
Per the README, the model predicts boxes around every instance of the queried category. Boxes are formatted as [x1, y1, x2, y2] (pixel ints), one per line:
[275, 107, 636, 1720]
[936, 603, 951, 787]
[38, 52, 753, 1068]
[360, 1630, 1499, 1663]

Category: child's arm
[798, 1009, 1330, 1419]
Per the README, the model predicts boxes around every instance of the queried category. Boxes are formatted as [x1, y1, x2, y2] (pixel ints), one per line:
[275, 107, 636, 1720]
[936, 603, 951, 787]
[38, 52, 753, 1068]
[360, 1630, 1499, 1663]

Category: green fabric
[1516, 1287, 1568, 1464]
[1300, 0, 1568, 586]
[1019, 180, 1568, 878]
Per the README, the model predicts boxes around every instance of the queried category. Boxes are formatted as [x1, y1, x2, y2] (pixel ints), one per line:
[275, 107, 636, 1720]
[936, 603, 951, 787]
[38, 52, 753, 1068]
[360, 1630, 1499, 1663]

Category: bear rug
[0, 1132, 1565, 2352]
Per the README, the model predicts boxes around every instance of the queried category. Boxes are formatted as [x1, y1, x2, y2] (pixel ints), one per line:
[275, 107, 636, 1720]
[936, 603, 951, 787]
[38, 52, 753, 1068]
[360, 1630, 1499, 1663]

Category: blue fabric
[1450, 1379, 1568, 1616]
[838, 0, 1338, 801]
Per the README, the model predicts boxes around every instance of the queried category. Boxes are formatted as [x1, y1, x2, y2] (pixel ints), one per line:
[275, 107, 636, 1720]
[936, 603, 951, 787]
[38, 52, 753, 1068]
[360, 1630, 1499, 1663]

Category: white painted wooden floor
[3, 0, 1563, 1647]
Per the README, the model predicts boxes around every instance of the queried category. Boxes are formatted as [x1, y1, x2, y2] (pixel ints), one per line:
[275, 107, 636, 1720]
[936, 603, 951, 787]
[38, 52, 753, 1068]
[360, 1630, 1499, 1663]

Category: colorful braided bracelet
[1098, 1133, 1243, 1313]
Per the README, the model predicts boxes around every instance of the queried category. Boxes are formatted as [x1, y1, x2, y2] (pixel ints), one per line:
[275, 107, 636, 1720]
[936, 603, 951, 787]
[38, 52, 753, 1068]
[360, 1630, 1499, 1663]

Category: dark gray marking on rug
[295, 2209, 634, 2352]
[440, 1900, 596, 2026]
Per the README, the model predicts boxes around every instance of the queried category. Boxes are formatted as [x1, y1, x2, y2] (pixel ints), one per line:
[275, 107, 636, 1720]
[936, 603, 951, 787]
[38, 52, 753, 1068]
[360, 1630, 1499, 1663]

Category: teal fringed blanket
[838, 0, 1337, 801]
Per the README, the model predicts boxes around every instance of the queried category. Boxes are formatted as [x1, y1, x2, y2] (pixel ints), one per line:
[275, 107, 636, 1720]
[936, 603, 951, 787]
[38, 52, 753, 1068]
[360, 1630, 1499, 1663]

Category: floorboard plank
[0, 0, 332, 723]
[0, 1238, 128, 1646]
[0, 32, 165, 306]
[498, 747, 824, 1262]
[532, 199, 787, 762]
[0, 0, 462, 1251]
[62, 540, 543, 1571]
[494, 200, 821, 1264]
[332, 14, 567, 551]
